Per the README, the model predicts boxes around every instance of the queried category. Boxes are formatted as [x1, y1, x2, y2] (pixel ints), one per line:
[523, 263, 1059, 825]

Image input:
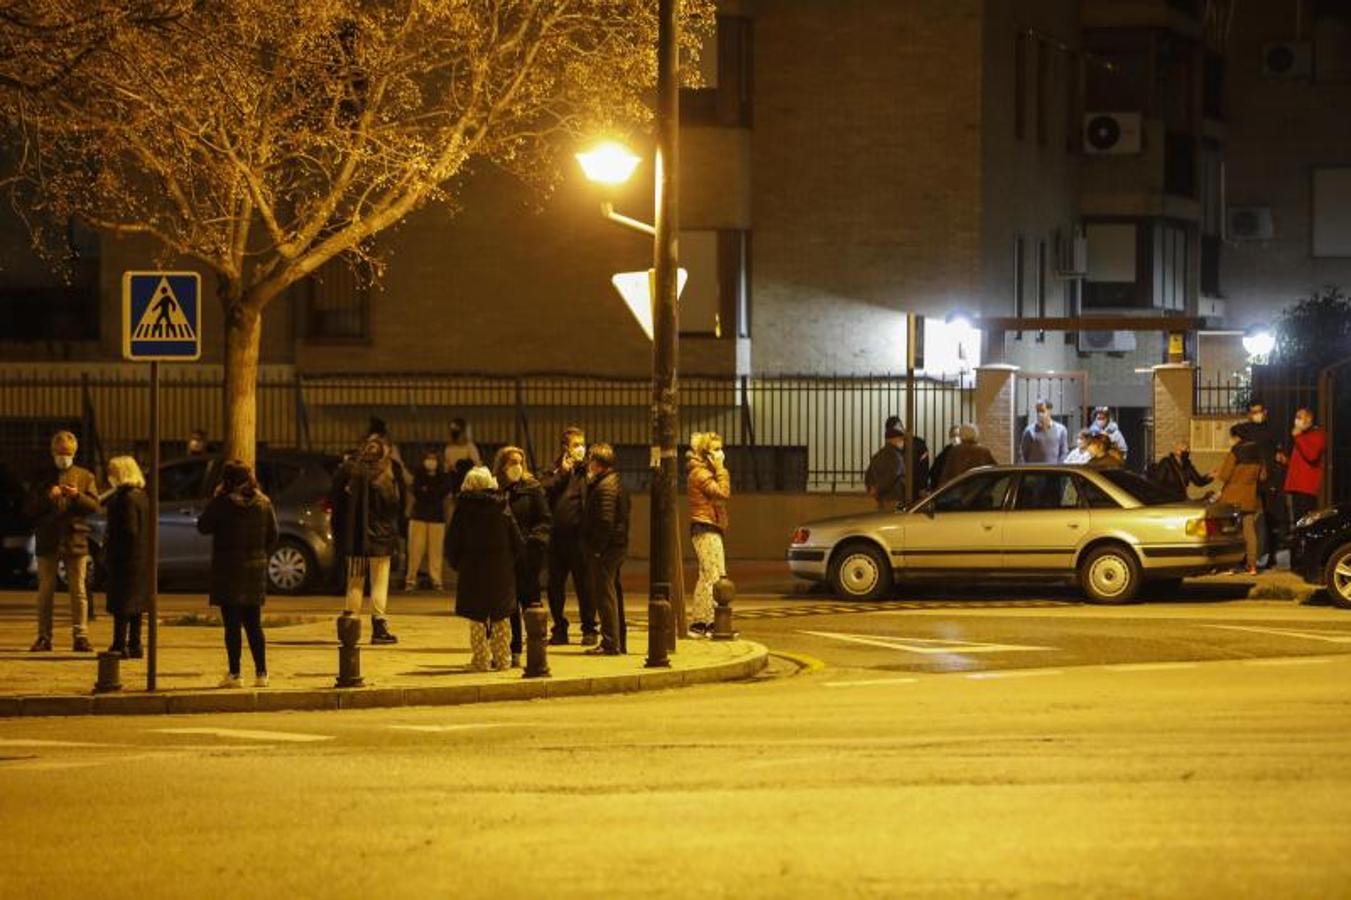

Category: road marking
[824, 677, 920, 688]
[768, 650, 828, 673]
[1103, 662, 1201, 673]
[386, 723, 509, 733]
[801, 630, 1054, 655]
[1241, 656, 1336, 667]
[153, 728, 333, 743]
[0, 739, 104, 748]
[1201, 624, 1351, 644]
[965, 669, 1064, 680]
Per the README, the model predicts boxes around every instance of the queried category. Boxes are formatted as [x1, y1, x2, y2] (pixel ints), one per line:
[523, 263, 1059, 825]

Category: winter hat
[461, 466, 498, 493]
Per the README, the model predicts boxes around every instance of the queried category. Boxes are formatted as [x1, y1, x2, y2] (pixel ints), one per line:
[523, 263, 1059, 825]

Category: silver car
[787, 465, 1246, 604]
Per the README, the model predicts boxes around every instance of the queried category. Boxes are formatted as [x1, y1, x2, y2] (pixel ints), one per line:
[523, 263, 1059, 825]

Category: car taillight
[791, 528, 811, 545]
[319, 498, 333, 521]
[1185, 517, 1223, 537]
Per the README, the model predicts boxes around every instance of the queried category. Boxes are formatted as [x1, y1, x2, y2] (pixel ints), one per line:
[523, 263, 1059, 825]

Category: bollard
[712, 577, 738, 640]
[522, 604, 552, 678]
[335, 611, 365, 688]
[645, 588, 672, 669]
[94, 651, 123, 694]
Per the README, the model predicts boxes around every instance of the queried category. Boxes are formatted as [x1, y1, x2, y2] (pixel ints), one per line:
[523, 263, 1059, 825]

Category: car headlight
[1295, 508, 1337, 529]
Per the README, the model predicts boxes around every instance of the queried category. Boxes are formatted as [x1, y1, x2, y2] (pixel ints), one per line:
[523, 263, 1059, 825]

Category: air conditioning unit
[1077, 330, 1138, 353]
[1227, 206, 1274, 241]
[1056, 231, 1088, 276]
[1262, 42, 1312, 78]
[1083, 112, 1143, 155]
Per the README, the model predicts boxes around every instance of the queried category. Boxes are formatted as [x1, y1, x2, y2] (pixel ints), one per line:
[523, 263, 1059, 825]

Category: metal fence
[0, 369, 973, 493]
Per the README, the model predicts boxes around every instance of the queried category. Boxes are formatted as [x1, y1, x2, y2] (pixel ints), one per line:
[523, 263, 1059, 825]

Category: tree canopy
[1274, 286, 1351, 371]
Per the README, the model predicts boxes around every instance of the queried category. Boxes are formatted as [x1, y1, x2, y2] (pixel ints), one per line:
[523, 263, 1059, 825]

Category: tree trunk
[223, 300, 262, 469]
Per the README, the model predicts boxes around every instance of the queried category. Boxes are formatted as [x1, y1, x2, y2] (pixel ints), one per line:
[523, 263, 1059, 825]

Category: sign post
[122, 272, 201, 692]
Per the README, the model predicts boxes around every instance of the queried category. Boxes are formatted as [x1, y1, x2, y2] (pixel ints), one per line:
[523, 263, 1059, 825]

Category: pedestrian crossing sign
[122, 271, 201, 361]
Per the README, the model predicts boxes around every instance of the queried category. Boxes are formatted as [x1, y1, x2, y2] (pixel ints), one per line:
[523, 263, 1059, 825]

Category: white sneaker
[254, 674, 270, 688]
[218, 673, 243, 689]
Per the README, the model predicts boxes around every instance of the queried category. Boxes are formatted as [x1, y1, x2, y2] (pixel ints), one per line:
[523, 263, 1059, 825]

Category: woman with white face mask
[405, 451, 453, 592]
[492, 446, 552, 667]
[686, 432, 730, 638]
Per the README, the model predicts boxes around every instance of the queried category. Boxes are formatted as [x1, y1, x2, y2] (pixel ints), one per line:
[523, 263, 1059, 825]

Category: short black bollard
[645, 590, 672, 669]
[712, 577, 738, 641]
[523, 604, 551, 678]
[94, 651, 123, 694]
[335, 611, 365, 688]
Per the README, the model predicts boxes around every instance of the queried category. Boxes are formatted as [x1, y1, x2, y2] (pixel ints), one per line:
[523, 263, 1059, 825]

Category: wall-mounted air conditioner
[1056, 230, 1088, 276]
[1083, 112, 1143, 155]
[1227, 206, 1274, 241]
[1262, 42, 1312, 78]
[1077, 330, 1138, 353]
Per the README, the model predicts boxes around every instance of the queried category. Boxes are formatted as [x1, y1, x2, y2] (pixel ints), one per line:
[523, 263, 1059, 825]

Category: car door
[1002, 471, 1090, 572]
[157, 458, 212, 580]
[901, 471, 1012, 570]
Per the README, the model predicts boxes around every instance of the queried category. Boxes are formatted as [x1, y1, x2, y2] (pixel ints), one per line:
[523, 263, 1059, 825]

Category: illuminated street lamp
[575, 141, 642, 186]
[1242, 327, 1276, 361]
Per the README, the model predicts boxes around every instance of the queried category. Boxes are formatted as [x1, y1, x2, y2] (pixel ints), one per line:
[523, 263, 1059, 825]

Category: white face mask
[1250, 413, 1266, 424]
[1294, 418, 1311, 433]
[1037, 411, 1052, 426]
[505, 464, 524, 483]
[569, 444, 586, 463]
[709, 449, 725, 466]
[53, 455, 74, 470]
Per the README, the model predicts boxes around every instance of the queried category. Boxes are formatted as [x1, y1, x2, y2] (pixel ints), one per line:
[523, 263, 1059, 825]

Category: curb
[1, 642, 769, 719]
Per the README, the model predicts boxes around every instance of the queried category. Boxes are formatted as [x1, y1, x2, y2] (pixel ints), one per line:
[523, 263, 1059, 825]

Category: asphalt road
[3, 588, 1351, 899]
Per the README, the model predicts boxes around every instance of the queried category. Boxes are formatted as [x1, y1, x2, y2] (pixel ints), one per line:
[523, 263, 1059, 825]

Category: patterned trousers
[691, 528, 726, 625]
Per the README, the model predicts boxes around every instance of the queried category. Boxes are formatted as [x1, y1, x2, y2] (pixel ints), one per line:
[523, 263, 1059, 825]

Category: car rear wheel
[828, 542, 893, 601]
[1079, 544, 1142, 605]
[268, 540, 315, 595]
[1324, 542, 1351, 610]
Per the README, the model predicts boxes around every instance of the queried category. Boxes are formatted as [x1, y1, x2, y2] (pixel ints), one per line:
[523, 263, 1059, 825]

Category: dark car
[1289, 505, 1351, 608]
[84, 451, 342, 595]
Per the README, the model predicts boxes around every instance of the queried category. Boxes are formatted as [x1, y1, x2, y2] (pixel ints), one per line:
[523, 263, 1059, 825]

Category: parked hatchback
[788, 465, 1245, 604]
[1289, 505, 1351, 608]
[86, 451, 341, 595]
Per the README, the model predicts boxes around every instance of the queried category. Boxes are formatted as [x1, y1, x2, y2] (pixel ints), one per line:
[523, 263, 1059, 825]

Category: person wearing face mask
[1019, 400, 1069, 464]
[937, 423, 998, 486]
[1148, 441, 1212, 503]
[444, 467, 524, 671]
[1089, 407, 1129, 462]
[332, 436, 407, 644]
[1214, 425, 1267, 576]
[186, 428, 210, 457]
[927, 425, 961, 494]
[442, 417, 482, 481]
[102, 456, 150, 659]
[581, 443, 629, 656]
[1063, 429, 1094, 465]
[1085, 434, 1124, 470]
[405, 450, 452, 592]
[1234, 401, 1286, 569]
[493, 446, 551, 667]
[539, 426, 596, 645]
[1284, 408, 1326, 529]
[26, 431, 99, 653]
[686, 432, 730, 638]
[864, 421, 907, 509]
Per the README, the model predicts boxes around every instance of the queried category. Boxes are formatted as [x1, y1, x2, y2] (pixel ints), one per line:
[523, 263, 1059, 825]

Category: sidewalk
[0, 601, 767, 718]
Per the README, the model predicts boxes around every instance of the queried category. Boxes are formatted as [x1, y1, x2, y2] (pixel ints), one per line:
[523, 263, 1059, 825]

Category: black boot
[126, 614, 144, 659]
[370, 616, 398, 645]
[108, 614, 128, 658]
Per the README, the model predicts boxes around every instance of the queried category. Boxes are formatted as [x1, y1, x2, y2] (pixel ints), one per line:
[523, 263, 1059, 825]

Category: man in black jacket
[1148, 441, 1212, 502]
[1234, 401, 1286, 568]
[581, 443, 629, 656]
[539, 427, 595, 645]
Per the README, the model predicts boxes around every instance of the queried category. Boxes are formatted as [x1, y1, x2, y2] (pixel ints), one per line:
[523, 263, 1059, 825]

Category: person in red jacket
[1284, 407, 1326, 529]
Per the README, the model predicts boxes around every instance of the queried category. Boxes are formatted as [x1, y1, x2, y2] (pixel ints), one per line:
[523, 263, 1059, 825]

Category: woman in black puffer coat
[492, 446, 551, 667]
[332, 436, 407, 644]
[444, 467, 523, 671]
[102, 456, 151, 658]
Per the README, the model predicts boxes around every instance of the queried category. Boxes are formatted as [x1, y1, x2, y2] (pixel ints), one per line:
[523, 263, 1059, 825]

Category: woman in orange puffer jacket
[686, 432, 730, 638]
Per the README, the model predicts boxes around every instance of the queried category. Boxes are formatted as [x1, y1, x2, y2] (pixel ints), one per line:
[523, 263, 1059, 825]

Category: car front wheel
[828, 542, 893, 601]
[268, 540, 315, 595]
[1324, 542, 1351, 610]
[1079, 544, 1142, 605]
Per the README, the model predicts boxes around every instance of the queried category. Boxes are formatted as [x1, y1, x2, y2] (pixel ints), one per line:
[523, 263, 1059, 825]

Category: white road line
[386, 723, 510, 733]
[153, 728, 333, 743]
[965, 669, 1064, 680]
[0, 739, 105, 748]
[823, 677, 921, 688]
[801, 630, 1054, 655]
[1201, 624, 1351, 644]
[1103, 662, 1201, 673]
[1240, 657, 1337, 667]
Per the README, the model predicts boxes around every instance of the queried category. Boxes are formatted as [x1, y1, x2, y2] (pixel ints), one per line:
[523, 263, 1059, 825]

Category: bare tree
[0, 0, 712, 464]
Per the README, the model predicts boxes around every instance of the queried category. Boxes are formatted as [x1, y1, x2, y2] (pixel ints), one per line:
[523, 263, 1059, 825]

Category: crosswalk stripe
[1201, 624, 1351, 644]
[154, 728, 333, 743]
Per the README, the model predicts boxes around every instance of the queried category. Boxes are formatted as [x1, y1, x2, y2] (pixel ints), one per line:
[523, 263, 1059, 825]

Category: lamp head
[575, 141, 641, 185]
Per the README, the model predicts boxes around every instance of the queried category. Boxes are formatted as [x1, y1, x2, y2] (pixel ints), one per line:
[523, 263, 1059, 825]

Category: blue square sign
[123, 271, 201, 361]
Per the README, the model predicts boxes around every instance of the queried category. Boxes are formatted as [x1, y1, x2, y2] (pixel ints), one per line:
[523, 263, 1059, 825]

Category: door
[1002, 471, 1090, 572]
[157, 458, 212, 580]
[901, 471, 1012, 570]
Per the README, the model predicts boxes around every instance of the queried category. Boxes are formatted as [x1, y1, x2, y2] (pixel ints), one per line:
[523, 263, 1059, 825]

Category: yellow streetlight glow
[575, 141, 642, 185]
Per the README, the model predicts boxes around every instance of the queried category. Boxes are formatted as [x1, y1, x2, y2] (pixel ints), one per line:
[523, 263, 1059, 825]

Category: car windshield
[1097, 470, 1181, 506]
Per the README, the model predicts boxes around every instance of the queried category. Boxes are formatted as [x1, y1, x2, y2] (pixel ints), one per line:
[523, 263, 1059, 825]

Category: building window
[680, 15, 753, 127]
[679, 228, 750, 338]
[299, 254, 371, 341]
[1152, 222, 1189, 312]
[1014, 32, 1027, 140]
[1312, 166, 1351, 257]
[1083, 221, 1138, 309]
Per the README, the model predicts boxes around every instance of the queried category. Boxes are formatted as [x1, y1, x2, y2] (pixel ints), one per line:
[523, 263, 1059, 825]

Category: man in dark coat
[103, 456, 151, 658]
[444, 467, 524, 671]
[332, 436, 407, 644]
[864, 420, 906, 509]
[197, 461, 280, 688]
[1148, 441, 1212, 502]
[26, 430, 99, 652]
[1234, 401, 1286, 568]
[539, 426, 595, 645]
[936, 424, 998, 487]
[581, 443, 630, 656]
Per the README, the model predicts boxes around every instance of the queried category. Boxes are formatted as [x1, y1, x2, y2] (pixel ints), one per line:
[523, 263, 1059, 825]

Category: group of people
[1021, 402, 1129, 469]
[865, 416, 999, 507]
